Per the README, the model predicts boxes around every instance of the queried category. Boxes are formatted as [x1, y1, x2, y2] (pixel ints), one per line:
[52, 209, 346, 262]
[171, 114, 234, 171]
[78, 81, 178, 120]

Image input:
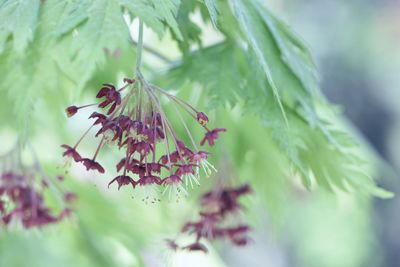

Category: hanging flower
[63, 76, 226, 199]
[0, 143, 76, 229]
[168, 183, 252, 253]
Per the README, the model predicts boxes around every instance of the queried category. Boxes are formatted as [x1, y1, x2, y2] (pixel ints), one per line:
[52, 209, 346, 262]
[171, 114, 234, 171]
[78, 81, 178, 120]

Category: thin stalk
[92, 136, 105, 160]
[136, 20, 144, 74]
[145, 86, 185, 163]
[74, 125, 95, 149]
[170, 103, 199, 152]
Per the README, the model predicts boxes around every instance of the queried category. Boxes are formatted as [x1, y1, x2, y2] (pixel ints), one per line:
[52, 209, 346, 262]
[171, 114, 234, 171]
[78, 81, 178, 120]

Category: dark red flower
[137, 175, 162, 186]
[180, 184, 252, 249]
[64, 192, 77, 203]
[66, 106, 78, 117]
[2, 213, 12, 225]
[89, 112, 107, 125]
[144, 163, 168, 173]
[61, 145, 81, 162]
[189, 151, 208, 163]
[162, 175, 182, 185]
[22, 206, 59, 228]
[158, 151, 182, 165]
[174, 164, 197, 176]
[200, 128, 226, 146]
[108, 175, 136, 190]
[96, 83, 122, 114]
[79, 158, 105, 173]
[123, 78, 135, 84]
[196, 112, 209, 126]
[1, 143, 76, 229]
[183, 242, 208, 253]
[165, 239, 179, 251]
[59, 208, 72, 219]
[226, 226, 251, 246]
[63, 77, 226, 196]
[0, 200, 5, 213]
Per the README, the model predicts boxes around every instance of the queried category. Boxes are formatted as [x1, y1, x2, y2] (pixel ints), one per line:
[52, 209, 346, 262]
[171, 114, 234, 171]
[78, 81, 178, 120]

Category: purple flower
[89, 112, 107, 125]
[65, 106, 78, 117]
[59, 208, 72, 220]
[183, 242, 208, 253]
[61, 145, 81, 162]
[200, 128, 226, 146]
[0, 200, 4, 213]
[196, 112, 209, 126]
[165, 239, 179, 251]
[123, 78, 135, 84]
[180, 184, 252, 249]
[79, 158, 105, 173]
[226, 226, 251, 246]
[162, 175, 182, 185]
[64, 192, 77, 203]
[137, 175, 162, 186]
[108, 175, 136, 190]
[189, 151, 208, 163]
[97, 83, 122, 114]
[174, 164, 197, 176]
[63, 77, 227, 196]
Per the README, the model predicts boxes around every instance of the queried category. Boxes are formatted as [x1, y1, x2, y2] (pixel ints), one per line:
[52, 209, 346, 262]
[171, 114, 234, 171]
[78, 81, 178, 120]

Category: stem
[136, 20, 144, 74]
[131, 40, 173, 65]
[93, 137, 105, 160]
[171, 103, 199, 152]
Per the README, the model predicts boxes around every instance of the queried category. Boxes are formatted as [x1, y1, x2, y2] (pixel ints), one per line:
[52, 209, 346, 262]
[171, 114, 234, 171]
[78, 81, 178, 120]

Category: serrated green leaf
[157, 42, 241, 106]
[51, 0, 92, 38]
[0, 0, 40, 54]
[149, 0, 182, 40]
[252, 1, 319, 96]
[120, 0, 165, 38]
[54, 0, 130, 91]
[230, 0, 288, 124]
[204, 0, 219, 28]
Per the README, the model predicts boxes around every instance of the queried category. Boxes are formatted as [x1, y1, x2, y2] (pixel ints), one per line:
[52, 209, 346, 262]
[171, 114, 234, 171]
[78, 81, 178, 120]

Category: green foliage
[149, 0, 182, 40]
[0, 0, 390, 196]
[0, 0, 40, 54]
[203, 0, 219, 27]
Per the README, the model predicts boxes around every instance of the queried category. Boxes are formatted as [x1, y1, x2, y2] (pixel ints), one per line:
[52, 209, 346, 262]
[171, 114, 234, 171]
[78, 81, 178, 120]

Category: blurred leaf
[0, 0, 40, 54]
[149, 0, 182, 40]
[230, 0, 288, 123]
[54, 0, 130, 90]
[120, 0, 165, 38]
[203, 0, 219, 28]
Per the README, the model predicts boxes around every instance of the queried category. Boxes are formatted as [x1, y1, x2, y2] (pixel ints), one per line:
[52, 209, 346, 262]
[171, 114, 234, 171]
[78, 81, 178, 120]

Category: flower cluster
[0, 145, 75, 229]
[63, 78, 225, 200]
[169, 184, 252, 253]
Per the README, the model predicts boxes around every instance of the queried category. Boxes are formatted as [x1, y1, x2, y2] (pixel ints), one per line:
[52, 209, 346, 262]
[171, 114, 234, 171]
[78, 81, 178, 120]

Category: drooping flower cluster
[169, 184, 252, 253]
[0, 144, 76, 229]
[63, 78, 225, 200]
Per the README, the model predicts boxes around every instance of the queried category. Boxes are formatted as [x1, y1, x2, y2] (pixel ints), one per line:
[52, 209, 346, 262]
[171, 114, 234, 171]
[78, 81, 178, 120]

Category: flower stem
[136, 20, 144, 74]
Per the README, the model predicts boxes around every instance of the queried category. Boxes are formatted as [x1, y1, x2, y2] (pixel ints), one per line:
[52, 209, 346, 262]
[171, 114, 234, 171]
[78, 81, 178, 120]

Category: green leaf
[120, 0, 165, 38]
[0, 49, 58, 140]
[251, 0, 319, 97]
[158, 38, 391, 197]
[0, 0, 40, 54]
[203, 0, 219, 28]
[51, 0, 92, 38]
[54, 0, 131, 90]
[149, 0, 182, 40]
[171, 0, 202, 53]
[230, 0, 288, 124]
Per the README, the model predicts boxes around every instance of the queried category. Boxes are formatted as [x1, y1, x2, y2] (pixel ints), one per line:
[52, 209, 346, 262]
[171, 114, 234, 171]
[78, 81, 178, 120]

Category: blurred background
[0, 0, 399, 267]
[251, 0, 400, 266]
